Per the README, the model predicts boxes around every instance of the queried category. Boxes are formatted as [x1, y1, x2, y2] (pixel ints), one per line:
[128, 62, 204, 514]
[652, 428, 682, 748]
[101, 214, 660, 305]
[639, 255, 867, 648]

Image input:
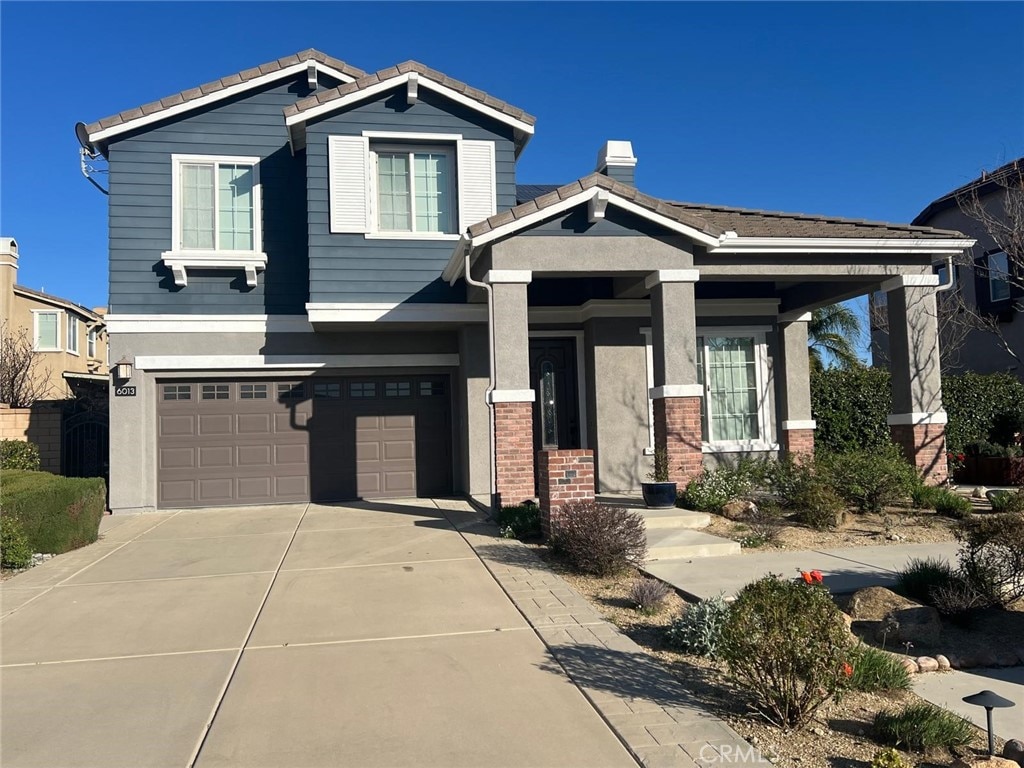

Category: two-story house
[82, 50, 974, 514]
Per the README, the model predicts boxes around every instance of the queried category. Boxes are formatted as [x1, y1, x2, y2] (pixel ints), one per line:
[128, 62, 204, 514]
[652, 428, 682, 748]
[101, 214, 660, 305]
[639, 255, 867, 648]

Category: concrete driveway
[0, 500, 636, 768]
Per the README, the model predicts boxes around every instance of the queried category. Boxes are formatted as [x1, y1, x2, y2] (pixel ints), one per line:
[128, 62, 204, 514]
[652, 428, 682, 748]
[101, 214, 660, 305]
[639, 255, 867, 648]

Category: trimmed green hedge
[0, 440, 41, 471]
[812, 368, 1024, 455]
[0, 471, 105, 556]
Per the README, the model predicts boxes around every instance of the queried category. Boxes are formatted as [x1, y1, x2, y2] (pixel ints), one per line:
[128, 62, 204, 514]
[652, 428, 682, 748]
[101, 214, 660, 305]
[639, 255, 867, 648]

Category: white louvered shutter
[328, 135, 370, 233]
[457, 140, 496, 232]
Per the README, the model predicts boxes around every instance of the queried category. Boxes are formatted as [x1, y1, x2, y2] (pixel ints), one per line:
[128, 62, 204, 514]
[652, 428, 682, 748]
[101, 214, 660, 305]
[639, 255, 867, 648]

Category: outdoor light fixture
[113, 358, 133, 383]
[962, 689, 1015, 755]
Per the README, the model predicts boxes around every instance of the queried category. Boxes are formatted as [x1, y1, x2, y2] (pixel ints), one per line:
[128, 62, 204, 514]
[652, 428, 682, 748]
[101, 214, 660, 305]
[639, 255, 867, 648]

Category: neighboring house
[0, 237, 109, 402]
[80, 50, 974, 514]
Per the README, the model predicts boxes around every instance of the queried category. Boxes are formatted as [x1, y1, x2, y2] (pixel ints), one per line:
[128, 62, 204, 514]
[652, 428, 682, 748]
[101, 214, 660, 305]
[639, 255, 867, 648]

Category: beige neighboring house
[1, 236, 108, 402]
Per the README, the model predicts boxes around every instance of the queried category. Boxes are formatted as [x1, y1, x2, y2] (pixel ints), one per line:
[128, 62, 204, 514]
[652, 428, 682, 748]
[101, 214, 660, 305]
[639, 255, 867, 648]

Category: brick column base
[782, 428, 815, 459]
[538, 449, 595, 540]
[890, 423, 948, 485]
[494, 401, 535, 506]
[653, 396, 703, 487]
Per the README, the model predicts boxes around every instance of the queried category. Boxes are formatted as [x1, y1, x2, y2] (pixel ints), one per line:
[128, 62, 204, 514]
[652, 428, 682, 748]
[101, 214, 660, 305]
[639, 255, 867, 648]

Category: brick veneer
[782, 428, 815, 459]
[493, 400, 536, 506]
[653, 396, 703, 486]
[891, 423, 948, 485]
[538, 449, 595, 539]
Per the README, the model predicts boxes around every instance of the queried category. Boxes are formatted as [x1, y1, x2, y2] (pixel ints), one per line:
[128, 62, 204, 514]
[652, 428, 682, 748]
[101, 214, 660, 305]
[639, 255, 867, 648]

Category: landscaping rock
[720, 499, 757, 521]
[848, 587, 917, 622]
[916, 656, 939, 672]
[935, 654, 951, 671]
[1003, 739, 1024, 767]
[996, 651, 1019, 667]
[878, 605, 942, 646]
[972, 486, 989, 499]
[954, 757, 1019, 768]
[900, 658, 919, 674]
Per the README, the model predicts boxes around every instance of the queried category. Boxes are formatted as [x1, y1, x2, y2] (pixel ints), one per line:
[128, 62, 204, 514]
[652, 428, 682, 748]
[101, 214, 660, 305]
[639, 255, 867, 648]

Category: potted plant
[642, 448, 677, 509]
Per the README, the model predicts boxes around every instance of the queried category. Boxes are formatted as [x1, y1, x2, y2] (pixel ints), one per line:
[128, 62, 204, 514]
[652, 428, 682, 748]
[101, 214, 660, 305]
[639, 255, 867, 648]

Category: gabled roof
[913, 157, 1023, 226]
[14, 285, 105, 323]
[85, 49, 365, 147]
[284, 61, 535, 154]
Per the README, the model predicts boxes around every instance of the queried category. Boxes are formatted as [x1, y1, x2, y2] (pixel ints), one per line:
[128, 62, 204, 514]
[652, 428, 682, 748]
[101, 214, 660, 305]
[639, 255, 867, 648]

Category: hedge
[0, 471, 106, 556]
[811, 369, 1024, 455]
[0, 440, 41, 471]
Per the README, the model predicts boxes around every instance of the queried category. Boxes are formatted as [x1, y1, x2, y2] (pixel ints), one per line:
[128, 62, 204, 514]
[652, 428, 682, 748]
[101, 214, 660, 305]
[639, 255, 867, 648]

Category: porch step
[640, 508, 711, 530]
[645, 528, 742, 561]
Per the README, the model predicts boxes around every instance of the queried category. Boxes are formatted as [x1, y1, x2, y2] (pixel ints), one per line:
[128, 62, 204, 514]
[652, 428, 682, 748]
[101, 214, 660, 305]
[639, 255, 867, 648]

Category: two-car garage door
[156, 375, 452, 508]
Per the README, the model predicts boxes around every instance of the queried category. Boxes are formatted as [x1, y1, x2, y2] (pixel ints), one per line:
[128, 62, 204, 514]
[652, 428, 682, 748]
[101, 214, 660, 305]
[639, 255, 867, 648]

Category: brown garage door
[156, 376, 452, 508]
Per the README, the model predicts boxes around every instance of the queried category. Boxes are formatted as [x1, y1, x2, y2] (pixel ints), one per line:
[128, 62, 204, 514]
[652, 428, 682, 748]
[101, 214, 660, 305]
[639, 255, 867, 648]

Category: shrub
[497, 503, 540, 540]
[910, 484, 943, 511]
[810, 367, 893, 454]
[665, 594, 731, 658]
[0, 471, 106, 555]
[955, 511, 1024, 608]
[894, 557, 957, 605]
[719, 575, 854, 728]
[873, 703, 973, 750]
[1, 515, 33, 569]
[628, 578, 671, 614]
[746, 501, 784, 545]
[989, 489, 1024, 514]
[819, 446, 918, 513]
[680, 463, 759, 514]
[847, 645, 911, 693]
[870, 747, 911, 768]
[932, 489, 973, 519]
[0, 440, 41, 471]
[792, 484, 846, 530]
[551, 500, 646, 576]
[930, 577, 991, 626]
[943, 372, 1024, 454]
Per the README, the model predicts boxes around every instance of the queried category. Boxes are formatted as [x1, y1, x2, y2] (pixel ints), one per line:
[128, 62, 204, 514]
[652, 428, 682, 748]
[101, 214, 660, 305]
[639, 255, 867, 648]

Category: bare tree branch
[0, 323, 54, 407]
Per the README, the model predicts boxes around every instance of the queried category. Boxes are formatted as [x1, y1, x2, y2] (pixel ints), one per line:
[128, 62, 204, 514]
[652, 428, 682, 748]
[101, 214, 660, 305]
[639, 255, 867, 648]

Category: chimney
[595, 140, 637, 186]
[0, 237, 19, 327]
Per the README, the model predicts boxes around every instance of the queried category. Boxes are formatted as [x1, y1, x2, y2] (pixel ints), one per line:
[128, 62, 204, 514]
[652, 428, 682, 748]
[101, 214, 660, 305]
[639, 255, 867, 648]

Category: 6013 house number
[114, 386, 137, 397]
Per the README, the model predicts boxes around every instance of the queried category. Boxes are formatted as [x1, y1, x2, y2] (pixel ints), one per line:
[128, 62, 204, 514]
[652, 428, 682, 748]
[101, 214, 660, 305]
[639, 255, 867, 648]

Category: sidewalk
[643, 543, 960, 600]
[913, 667, 1023, 739]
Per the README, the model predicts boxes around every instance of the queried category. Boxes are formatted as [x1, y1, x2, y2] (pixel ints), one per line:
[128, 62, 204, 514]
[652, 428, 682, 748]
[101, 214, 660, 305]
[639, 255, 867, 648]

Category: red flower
[958, 454, 965, 462]
[801, 571, 813, 584]
[800, 570, 824, 585]
[841, 662, 853, 678]
[811, 570, 824, 584]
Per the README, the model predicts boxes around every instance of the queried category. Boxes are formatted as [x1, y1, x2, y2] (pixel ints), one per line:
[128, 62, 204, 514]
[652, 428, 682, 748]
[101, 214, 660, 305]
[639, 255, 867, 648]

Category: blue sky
[2, 1, 1022, 352]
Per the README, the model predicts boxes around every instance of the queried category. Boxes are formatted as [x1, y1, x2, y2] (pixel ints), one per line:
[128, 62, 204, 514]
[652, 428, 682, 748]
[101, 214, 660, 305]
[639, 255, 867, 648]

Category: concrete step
[640, 508, 711, 530]
[645, 528, 741, 561]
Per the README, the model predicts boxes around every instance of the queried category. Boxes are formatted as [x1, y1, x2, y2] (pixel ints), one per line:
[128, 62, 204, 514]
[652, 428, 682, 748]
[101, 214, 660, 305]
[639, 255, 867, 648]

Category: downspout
[935, 255, 955, 293]
[462, 247, 498, 511]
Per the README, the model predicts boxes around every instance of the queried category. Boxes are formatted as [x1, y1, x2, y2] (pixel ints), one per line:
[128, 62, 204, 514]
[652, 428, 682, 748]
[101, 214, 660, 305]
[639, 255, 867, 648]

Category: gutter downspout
[462, 247, 498, 511]
[935, 255, 955, 293]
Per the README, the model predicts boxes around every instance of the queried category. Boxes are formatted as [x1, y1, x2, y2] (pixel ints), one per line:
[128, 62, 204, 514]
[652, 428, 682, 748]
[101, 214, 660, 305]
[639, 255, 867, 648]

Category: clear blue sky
[2, 1, 1022, 352]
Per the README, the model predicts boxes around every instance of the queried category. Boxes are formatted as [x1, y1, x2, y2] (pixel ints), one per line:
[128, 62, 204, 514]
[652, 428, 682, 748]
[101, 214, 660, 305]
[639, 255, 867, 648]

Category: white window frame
[162, 154, 267, 288]
[641, 326, 776, 455]
[87, 327, 98, 358]
[988, 250, 1011, 302]
[66, 315, 80, 356]
[367, 143, 459, 240]
[32, 309, 61, 352]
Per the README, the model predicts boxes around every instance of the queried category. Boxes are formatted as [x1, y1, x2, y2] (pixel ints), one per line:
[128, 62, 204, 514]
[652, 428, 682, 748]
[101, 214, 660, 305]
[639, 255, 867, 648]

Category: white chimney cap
[597, 140, 637, 169]
[0, 237, 18, 257]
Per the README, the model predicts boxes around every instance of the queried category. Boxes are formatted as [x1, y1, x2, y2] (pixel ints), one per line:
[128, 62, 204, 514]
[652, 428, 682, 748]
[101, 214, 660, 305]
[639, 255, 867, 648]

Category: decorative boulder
[972, 486, 989, 499]
[1003, 739, 1024, 767]
[916, 656, 940, 672]
[900, 658, 919, 674]
[848, 586, 917, 622]
[954, 757, 1019, 768]
[720, 499, 757, 521]
[877, 605, 942, 646]
[935, 654, 951, 671]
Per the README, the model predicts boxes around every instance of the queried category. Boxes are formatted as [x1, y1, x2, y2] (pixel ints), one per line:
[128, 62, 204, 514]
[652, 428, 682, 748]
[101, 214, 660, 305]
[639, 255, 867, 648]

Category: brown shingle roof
[86, 49, 365, 137]
[284, 60, 536, 126]
[14, 285, 105, 322]
[913, 157, 1023, 225]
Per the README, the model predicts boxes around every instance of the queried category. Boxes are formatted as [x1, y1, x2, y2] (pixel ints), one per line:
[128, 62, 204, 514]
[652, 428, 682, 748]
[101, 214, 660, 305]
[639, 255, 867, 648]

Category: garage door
[156, 376, 452, 508]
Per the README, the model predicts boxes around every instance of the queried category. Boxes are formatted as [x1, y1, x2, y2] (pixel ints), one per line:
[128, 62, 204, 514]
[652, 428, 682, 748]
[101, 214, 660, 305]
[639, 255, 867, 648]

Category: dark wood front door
[528, 338, 581, 459]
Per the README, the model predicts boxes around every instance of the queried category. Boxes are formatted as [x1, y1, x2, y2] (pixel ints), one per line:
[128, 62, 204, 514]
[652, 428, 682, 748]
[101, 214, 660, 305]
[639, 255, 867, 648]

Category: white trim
[696, 328, 773, 450]
[486, 389, 536, 403]
[87, 326, 98, 358]
[106, 314, 314, 334]
[369, 143, 457, 237]
[66, 314, 80, 356]
[285, 72, 535, 138]
[529, 330, 589, 449]
[134, 354, 460, 371]
[879, 274, 941, 292]
[406, 72, 419, 105]
[484, 270, 532, 285]
[362, 130, 463, 142]
[712, 236, 976, 255]
[782, 419, 817, 431]
[886, 411, 948, 426]
[31, 309, 61, 352]
[588, 189, 610, 223]
[640, 328, 655, 452]
[160, 251, 268, 288]
[364, 233, 460, 241]
[649, 384, 703, 399]
[702, 441, 781, 454]
[306, 303, 485, 324]
[644, 269, 700, 289]
[778, 310, 812, 323]
[62, 371, 108, 382]
[88, 60, 359, 143]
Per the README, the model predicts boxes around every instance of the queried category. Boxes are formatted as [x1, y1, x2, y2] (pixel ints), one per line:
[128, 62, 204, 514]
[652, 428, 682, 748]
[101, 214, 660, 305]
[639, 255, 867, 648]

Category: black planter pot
[641, 482, 678, 509]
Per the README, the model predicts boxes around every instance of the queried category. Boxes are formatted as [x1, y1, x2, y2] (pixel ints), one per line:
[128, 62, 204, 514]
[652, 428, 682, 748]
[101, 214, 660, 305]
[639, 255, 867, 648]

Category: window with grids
[33, 311, 60, 351]
[201, 384, 230, 400]
[698, 336, 762, 443]
[239, 383, 267, 400]
[163, 384, 192, 401]
[350, 381, 377, 398]
[374, 146, 454, 234]
[419, 380, 446, 397]
[313, 383, 340, 399]
[174, 157, 258, 252]
[278, 383, 306, 400]
[385, 381, 411, 397]
[988, 250, 1011, 302]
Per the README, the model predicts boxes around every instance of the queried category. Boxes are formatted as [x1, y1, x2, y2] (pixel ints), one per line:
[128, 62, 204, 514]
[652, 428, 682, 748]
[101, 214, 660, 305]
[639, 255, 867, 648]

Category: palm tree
[808, 303, 863, 371]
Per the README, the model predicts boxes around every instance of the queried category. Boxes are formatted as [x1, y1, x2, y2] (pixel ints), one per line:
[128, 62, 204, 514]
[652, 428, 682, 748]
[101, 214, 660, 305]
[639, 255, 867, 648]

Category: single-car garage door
[156, 375, 452, 508]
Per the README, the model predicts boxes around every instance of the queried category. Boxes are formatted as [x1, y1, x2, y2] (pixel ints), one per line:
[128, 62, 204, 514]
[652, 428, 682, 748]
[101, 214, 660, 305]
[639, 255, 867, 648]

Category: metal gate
[62, 405, 109, 480]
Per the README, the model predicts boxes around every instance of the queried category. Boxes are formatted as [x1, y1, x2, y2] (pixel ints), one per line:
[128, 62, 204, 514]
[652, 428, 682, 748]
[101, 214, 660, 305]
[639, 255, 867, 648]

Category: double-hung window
[33, 310, 60, 352]
[67, 315, 80, 355]
[988, 250, 1011, 302]
[87, 327, 98, 358]
[373, 146, 455, 235]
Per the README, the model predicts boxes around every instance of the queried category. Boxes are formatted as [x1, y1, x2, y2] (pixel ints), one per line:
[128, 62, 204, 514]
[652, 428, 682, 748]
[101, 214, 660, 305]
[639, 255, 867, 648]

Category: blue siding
[306, 87, 517, 305]
[107, 75, 343, 315]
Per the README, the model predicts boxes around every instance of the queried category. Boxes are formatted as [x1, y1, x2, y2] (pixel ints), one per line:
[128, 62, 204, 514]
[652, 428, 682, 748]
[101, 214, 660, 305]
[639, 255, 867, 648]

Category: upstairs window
[374, 146, 454, 234]
[87, 327, 98, 358]
[33, 310, 60, 351]
[988, 250, 1011, 302]
[171, 155, 261, 253]
[67, 316, 79, 355]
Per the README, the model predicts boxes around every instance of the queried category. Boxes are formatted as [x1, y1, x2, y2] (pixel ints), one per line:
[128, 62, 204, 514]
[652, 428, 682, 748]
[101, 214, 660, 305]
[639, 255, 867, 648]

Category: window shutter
[458, 140, 496, 232]
[328, 135, 370, 233]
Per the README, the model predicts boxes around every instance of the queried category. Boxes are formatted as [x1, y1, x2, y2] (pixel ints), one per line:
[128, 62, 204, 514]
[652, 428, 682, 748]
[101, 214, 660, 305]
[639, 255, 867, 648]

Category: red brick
[890, 423, 947, 485]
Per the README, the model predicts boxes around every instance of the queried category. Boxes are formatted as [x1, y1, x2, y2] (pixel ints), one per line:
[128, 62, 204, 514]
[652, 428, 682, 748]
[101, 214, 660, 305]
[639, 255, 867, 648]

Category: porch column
[777, 312, 816, 459]
[647, 270, 703, 486]
[883, 275, 947, 484]
[485, 270, 536, 506]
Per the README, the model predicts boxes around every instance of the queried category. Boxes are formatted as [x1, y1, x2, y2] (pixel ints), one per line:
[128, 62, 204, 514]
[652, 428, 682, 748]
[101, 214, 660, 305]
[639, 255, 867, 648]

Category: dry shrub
[551, 500, 646, 576]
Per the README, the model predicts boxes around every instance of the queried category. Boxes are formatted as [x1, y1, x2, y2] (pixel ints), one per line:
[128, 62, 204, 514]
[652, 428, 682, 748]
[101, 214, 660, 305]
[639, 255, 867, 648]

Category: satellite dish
[74, 122, 97, 157]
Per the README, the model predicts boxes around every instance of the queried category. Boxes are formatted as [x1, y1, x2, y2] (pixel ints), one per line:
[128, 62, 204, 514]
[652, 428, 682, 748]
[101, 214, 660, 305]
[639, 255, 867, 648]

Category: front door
[528, 338, 581, 461]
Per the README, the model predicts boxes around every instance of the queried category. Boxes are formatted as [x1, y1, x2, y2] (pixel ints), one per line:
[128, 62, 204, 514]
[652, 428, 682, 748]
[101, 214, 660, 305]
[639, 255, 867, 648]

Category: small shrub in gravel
[873, 702, 973, 750]
[955, 511, 1024, 608]
[628, 578, 671, 615]
[989, 488, 1024, 514]
[1, 515, 33, 569]
[930, 577, 991, 626]
[847, 645, 911, 693]
[551, 501, 646, 577]
[932, 489, 972, 519]
[894, 557, 956, 605]
[719, 575, 854, 729]
[792, 483, 846, 530]
[680, 462, 759, 514]
[497, 503, 541, 540]
[664, 595, 730, 658]
[819, 446, 918, 513]
[870, 747, 911, 768]
[910, 484, 943, 511]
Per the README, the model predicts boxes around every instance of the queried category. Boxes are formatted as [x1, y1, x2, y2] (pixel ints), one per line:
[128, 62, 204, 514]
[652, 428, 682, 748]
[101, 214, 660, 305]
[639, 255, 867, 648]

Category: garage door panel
[159, 480, 196, 505]
[237, 445, 273, 467]
[198, 414, 233, 435]
[383, 440, 414, 461]
[160, 415, 195, 437]
[159, 447, 195, 470]
[238, 476, 273, 500]
[237, 414, 272, 435]
[275, 476, 309, 498]
[355, 441, 380, 462]
[384, 471, 416, 494]
[198, 478, 234, 504]
[275, 412, 308, 430]
[198, 446, 234, 468]
[275, 444, 308, 465]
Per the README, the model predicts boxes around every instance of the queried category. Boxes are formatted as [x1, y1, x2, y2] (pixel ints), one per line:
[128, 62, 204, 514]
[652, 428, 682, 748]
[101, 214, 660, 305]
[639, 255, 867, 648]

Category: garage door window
[419, 380, 446, 397]
[350, 381, 377, 398]
[278, 383, 306, 400]
[385, 381, 411, 397]
[313, 383, 340, 399]
[202, 384, 230, 400]
[240, 383, 268, 399]
[163, 384, 192, 401]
